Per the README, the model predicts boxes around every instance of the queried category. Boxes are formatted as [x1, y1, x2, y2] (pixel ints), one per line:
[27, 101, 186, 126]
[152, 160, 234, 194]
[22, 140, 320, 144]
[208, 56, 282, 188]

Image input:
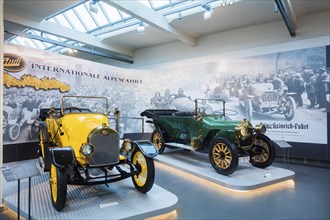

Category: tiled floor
[1, 159, 178, 220]
[154, 155, 330, 220]
[1, 155, 329, 220]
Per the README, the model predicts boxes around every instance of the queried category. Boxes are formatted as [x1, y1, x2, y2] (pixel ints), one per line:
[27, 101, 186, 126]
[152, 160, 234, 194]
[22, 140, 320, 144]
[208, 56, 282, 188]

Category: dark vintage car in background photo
[3, 104, 22, 141]
[241, 82, 296, 121]
[141, 98, 276, 176]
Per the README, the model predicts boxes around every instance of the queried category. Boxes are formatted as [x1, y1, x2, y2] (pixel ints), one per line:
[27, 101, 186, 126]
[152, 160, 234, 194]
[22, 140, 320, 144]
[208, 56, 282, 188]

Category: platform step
[165, 142, 195, 151]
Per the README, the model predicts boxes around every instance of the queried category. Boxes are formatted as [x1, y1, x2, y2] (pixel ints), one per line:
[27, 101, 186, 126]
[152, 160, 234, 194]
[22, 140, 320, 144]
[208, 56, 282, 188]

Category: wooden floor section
[0, 204, 24, 220]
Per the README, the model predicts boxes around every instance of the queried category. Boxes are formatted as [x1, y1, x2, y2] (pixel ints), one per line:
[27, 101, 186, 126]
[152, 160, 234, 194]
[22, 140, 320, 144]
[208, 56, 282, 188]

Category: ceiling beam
[274, 0, 297, 37]
[4, 29, 134, 63]
[4, 10, 134, 57]
[103, 0, 197, 47]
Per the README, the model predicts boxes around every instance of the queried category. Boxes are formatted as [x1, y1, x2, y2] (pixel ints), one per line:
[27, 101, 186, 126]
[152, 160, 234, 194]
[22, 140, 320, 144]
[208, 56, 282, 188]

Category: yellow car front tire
[131, 148, 155, 193]
[50, 164, 67, 211]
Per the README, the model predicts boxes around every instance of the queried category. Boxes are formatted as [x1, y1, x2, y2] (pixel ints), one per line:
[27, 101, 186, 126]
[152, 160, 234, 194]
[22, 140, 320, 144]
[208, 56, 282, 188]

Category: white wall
[100, 10, 330, 70]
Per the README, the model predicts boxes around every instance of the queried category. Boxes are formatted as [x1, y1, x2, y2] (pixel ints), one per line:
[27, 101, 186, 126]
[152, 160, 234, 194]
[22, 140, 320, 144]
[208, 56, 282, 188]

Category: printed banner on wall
[3, 44, 329, 145]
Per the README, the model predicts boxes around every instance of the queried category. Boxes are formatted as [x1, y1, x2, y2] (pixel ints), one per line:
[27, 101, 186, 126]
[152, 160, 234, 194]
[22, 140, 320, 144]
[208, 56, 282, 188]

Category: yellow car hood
[59, 113, 109, 149]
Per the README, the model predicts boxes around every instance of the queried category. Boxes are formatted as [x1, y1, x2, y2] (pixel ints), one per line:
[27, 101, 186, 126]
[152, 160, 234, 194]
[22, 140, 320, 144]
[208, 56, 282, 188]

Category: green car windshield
[194, 98, 227, 117]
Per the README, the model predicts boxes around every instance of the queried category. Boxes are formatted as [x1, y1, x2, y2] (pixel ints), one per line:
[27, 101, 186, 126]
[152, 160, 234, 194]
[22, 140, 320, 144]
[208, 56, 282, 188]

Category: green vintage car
[141, 99, 276, 175]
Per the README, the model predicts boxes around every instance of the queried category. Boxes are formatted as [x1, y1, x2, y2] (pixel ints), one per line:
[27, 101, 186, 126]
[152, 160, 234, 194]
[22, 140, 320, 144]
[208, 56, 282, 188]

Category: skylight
[150, 0, 171, 9]
[6, 0, 224, 54]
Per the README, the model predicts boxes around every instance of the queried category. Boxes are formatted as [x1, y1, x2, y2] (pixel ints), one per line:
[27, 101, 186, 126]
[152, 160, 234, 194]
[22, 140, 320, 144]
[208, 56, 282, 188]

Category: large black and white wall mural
[143, 46, 328, 145]
[3, 44, 329, 145]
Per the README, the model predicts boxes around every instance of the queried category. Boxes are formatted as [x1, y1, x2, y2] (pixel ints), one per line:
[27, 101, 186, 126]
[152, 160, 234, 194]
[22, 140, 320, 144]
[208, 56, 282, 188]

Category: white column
[0, 0, 4, 206]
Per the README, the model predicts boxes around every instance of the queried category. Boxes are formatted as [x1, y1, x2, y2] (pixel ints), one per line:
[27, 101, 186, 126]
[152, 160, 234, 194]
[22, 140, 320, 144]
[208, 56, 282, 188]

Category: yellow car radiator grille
[89, 133, 119, 167]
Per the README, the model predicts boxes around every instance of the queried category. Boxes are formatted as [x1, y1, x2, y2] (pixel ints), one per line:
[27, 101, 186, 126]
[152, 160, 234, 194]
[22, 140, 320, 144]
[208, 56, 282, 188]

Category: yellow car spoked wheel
[208, 139, 238, 176]
[249, 135, 276, 168]
[151, 129, 165, 154]
[50, 164, 67, 211]
[39, 123, 51, 171]
[131, 148, 155, 193]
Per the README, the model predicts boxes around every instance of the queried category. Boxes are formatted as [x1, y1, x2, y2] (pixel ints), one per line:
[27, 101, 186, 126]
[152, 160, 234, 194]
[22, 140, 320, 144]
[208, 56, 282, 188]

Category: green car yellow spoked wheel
[131, 148, 155, 193]
[249, 134, 276, 168]
[151, 129, 165, 154]
[208, 139, 238, 176]
[50, 164, 67, 211]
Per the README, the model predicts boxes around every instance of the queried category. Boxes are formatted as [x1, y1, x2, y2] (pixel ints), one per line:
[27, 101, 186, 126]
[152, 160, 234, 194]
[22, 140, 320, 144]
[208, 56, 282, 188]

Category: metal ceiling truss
[4, 29, 134, 63]
[274, 0, 297, 37]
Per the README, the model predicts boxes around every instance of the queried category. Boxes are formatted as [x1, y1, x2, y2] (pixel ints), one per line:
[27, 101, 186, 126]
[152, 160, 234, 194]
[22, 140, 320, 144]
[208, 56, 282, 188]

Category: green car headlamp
[235, 119, 253, 140]
[254, 123, 267, 134]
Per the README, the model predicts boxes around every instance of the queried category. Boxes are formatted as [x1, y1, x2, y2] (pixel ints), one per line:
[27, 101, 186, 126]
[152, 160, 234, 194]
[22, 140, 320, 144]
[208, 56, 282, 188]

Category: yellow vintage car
[58, 81, 70, 93]
[38, 96, 157, 211]
[21, 74, 42, 89]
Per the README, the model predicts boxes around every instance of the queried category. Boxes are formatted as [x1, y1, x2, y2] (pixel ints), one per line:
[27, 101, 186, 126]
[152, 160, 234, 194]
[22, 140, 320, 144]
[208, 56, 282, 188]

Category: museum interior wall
[100, 10, 329, 69]
[1, 9, 329, 165]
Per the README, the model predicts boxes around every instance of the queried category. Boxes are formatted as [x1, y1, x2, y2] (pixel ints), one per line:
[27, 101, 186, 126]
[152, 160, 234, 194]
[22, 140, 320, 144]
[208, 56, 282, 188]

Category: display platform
[155, 149, 295, 190]
[2, 159, 178, 220]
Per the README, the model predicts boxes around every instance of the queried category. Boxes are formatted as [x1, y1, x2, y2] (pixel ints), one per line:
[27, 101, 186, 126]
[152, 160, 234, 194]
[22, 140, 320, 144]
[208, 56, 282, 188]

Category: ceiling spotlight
[178, 11, 182, 20]
[204, 9, 213, 20]
[137, 23, 145, 34]
[228, 0, 234, 6]
[68, 48, 78, 53]
[202, 3, 213, 20]
[221, 1, 226, 7]
[89, 0, 99, 14]
[274, 3, 278, 13]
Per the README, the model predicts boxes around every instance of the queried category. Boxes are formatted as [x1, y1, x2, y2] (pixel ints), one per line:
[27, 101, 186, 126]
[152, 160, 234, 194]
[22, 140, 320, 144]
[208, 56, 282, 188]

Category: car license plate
[239, 156, 250, 162]
[260, 101, 277, 108]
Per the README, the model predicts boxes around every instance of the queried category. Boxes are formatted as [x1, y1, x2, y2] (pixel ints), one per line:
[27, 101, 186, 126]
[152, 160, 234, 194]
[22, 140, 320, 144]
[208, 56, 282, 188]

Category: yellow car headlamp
[120, 139, 134, 156]
[80, 143, 94, 157]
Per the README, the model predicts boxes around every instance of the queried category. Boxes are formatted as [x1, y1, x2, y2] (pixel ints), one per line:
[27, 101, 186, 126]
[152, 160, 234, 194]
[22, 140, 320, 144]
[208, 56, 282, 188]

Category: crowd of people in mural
[4, 88, 58, 122]
[148, 67, 329, 114]
[203, 67, 329, 111]
[2, 82, 141, 143]
[3, 87, 59, 142]
[149, 87, 191, 109]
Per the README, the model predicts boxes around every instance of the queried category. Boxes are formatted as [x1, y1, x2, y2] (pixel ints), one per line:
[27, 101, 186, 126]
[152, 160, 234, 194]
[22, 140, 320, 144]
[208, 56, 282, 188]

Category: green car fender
[212, 128, 237, 144]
